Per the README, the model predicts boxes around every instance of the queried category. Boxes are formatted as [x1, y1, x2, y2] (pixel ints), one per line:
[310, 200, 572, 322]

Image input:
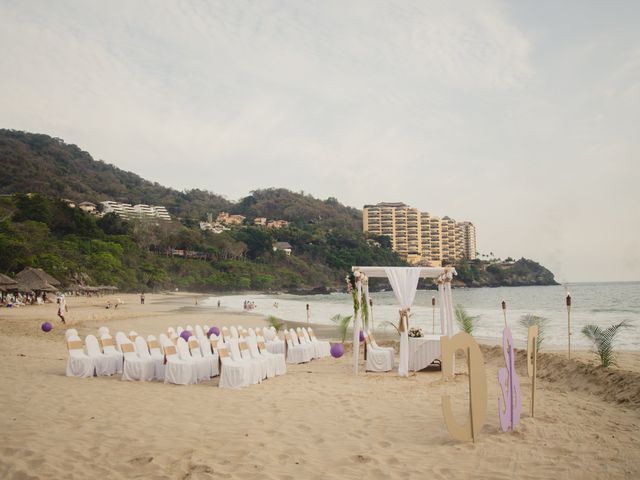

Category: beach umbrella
[0, 273, 18, 288]
[15, 267, 61, 293]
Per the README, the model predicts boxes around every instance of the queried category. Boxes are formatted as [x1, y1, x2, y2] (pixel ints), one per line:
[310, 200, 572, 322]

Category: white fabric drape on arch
[384, 267, 422, 377]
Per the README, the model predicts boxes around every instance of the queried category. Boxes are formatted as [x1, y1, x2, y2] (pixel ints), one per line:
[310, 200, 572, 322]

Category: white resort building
[100, 201, 171, 221]
[363, 202, 477, 266]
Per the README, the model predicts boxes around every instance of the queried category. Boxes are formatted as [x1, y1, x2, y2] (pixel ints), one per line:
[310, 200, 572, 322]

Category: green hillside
[0, 130, 403, 292]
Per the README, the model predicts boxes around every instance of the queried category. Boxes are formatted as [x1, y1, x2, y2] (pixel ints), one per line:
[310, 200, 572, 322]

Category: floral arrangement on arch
[408, 327, 424, 338]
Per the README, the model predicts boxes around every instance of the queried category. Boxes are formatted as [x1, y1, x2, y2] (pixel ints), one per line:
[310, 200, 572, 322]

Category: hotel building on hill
[362, 202, 476, 266]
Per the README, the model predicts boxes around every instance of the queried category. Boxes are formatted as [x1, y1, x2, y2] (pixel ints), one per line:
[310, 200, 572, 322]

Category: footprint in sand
[128, 456, 153, 466]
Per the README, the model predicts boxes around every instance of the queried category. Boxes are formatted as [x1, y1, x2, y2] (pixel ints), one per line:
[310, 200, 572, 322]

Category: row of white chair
[282, 327, 331, 364]
[65, 327, 219, 385]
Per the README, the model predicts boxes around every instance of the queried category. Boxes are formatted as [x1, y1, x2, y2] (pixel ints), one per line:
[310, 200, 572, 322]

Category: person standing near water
[140, 292, 145, 305]
[306, 303, 310, 325]
[56, 293, 67, 324]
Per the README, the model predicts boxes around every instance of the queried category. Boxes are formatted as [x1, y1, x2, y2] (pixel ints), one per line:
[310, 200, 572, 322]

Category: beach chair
[98, 326, 110, 337]
[307, 327, 331, 358]
[221, 327, 232, 343]
[188, 336, 215, 380]
[176, 338, 206, 383]
[252, 329, 286, 376]
[283, 330, 309, 364]
[65, 336, 95, 378]
[186, 325, 194, 332]
[128, 331, 139, 343]
[115, 332, 155, 382]
[230, 326, 240, 339]
[290, 329, 314, 362]
[65, 328, 79, 340]
[215, 339, 250, 389]
[159, 334, 198, 385]
[85, 334, 119, 376]
[228, 337, 262, 384]
[195, 325, 205, 338]
[197, 333, 219, 377]
[240, 330, 270, 379]
[99, 333, 123, 374]
[364, 332, 394, 372]
[135, 336, 164, 381]
[264, 327, 286, 354]
[297, 327, 320, 359]
[368, 330, 395, 358]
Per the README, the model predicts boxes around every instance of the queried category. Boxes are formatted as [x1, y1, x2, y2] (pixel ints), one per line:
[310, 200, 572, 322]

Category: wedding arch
[350, 266, 457, 376]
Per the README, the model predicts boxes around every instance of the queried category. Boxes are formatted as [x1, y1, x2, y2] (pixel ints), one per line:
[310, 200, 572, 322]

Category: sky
[1, 0, 639, 282]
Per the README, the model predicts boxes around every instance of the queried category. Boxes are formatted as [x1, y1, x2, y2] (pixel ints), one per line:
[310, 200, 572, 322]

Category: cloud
[0, 0, 638, 281]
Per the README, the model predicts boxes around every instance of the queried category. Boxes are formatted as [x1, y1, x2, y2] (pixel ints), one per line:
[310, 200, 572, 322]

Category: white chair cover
[178, 338, 208, 382]
[364, 333, 394, 372]
[85, 334, 119, 376]
[307, 328, 331, 358]
[283, 330, 309, 364]
[215, 339, 250, 389]
[290, 329, 314, 362]
[197, 334, 220, 377]
[99, 334, 123, 374]
[65, 328, 78, 340]
[228, 338, 262, 384]
[195, 325, 205, 338]
[136, 336, 164, 380]
[297, 327, 320, 359]
[97, 326, 110, 337]
[188, 337, 216, 380]
[116, 333, 155, 382]
[160, 334, 197, 385]
[66, 336, 95, 378]
[255, 334, 286, 376]
[243, 333, 272, 378]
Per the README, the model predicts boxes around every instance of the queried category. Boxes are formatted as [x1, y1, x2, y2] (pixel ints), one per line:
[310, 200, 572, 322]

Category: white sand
[1, 293, 638, 479]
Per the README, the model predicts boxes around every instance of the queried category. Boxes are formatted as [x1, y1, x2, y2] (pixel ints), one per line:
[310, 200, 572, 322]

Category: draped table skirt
[408, 335, 441, 372]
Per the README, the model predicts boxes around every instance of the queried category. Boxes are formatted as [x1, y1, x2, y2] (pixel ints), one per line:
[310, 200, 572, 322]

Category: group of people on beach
[243, 300, 257, 310]
[1, 291, 49, 307]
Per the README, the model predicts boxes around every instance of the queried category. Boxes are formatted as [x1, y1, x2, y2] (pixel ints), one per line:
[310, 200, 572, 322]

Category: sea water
[204, 282, 640, 350]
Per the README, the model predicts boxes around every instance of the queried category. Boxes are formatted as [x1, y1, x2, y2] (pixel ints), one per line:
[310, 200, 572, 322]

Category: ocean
[204, 282, 640, 350]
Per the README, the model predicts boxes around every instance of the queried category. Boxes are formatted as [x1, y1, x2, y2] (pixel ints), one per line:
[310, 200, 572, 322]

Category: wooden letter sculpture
[498, 327, 522, 432]
[526, 325, 539, 417]
[441, 332, 488, 442]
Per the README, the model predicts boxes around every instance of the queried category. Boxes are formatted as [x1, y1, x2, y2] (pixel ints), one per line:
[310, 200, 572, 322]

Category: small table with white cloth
[408, 335, 441, 371]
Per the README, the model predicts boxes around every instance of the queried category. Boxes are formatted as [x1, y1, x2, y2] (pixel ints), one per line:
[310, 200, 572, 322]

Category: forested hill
[0, 130, 397, 292]
[0, 129, 361, 229]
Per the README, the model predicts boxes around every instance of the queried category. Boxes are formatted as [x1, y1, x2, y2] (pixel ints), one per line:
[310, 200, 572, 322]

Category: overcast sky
[1, 0, 638, 282]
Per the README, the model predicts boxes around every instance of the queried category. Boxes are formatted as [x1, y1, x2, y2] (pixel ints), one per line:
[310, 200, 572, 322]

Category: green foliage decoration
[581, 321, 631, 367]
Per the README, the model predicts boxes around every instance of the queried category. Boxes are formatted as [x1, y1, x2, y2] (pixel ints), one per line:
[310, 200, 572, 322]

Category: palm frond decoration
[266, 315, 285, 332]
[581, 320, 631, 367]
[455, 304, 480, 335]
[519, 314, 549, 350]
[330, 314, 353, 343]
[381, 320, 400, 336]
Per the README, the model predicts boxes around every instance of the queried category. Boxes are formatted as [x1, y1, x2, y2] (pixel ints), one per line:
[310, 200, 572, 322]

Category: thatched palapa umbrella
[15, 267, 61, 294]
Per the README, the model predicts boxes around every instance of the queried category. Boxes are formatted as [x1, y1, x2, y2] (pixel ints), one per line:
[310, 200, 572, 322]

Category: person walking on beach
[57, 293, 67, 324]
[140, 292, 145, 305]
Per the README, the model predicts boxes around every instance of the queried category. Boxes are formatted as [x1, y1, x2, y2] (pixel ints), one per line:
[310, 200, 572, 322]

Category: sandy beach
[1, 293, 639, 479]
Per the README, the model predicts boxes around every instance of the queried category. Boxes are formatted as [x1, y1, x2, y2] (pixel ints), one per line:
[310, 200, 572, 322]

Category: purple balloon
[180, 330, 192, 342]
[359, 330, 365, 343]
[330, 342, 344, 358]
[207, 326, 220, 338]
[41, 322, 52, 333]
